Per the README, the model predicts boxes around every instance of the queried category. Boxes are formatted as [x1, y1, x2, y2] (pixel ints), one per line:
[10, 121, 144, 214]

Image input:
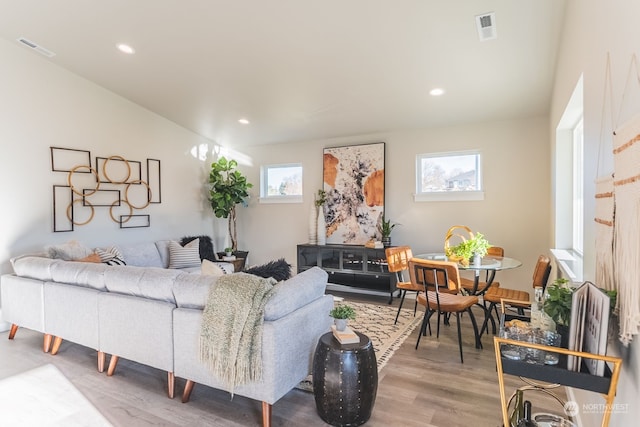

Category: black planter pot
[381, 237, 391, 247]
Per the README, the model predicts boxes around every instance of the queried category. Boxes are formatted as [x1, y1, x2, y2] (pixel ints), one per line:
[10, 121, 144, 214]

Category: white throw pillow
[201, 259, 227, 276]
[169, 239, 201, 269]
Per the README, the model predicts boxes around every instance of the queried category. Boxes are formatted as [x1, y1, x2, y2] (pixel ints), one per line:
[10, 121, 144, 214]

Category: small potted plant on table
[329, 305, 356, 331]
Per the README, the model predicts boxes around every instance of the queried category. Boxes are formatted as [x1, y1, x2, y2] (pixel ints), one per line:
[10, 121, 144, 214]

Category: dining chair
[385, 246, 421, 324]
[410, 258, 481, 363]
[459, 246, 505, 294]
[480, 254, 552, 336]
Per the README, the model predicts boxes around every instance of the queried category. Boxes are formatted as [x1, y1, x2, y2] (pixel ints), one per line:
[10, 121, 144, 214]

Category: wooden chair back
[488, 246, 505, 257]
[385, 246, 413, 280]
[408, 258, 460, 292]
[531, 255, 552, 291]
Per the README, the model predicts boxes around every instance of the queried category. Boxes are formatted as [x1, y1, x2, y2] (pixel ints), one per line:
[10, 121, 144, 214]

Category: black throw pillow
[180, 235, 216, 262]
[244, 258, 292, 282]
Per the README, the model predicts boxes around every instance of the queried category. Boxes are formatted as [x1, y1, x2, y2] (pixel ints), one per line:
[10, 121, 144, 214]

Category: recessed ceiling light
[238, 118, 250, 125]
[117, 43, 135, 54]
[429, 88, 445, 96]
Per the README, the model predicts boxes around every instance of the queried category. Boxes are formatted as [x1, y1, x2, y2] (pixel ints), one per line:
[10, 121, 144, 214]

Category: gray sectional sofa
[0, 240, 333, 427]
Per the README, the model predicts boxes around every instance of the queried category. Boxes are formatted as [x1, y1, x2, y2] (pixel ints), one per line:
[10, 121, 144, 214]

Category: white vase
[334, 318, 347, 331]
[308, 206, 317, 244]
[473, 253, 482, 267]
[317, 206, 326, 245]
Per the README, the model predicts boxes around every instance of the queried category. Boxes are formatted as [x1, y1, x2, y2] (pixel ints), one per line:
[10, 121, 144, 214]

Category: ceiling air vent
[475, 12, 497, 41]
[17, 37, 56, 57]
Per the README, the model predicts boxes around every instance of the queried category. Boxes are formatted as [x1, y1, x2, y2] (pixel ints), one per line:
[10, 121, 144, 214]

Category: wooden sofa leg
[167, 372, 175, 399]
[262, 402, 272, 427]
[43, 334, 53, 353]
[97, 351, 106, 373]
[50, 337, 63, 355]
[182, 380, 195, 403]
[107, 355, 119, 376]
[8, 324, 18, 340]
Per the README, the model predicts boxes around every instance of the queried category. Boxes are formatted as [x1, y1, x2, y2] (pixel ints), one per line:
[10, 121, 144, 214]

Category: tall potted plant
[208, 156, 253, 252]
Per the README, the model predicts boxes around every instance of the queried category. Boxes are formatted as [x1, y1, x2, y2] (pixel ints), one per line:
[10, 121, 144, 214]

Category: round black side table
[312, 331, 378, 426]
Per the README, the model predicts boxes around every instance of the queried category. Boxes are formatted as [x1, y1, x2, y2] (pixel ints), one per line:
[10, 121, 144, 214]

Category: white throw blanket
[199, 272, 277, 393]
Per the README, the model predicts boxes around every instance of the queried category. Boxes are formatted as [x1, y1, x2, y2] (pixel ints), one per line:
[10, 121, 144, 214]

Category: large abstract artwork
[323, 142, 385, 245]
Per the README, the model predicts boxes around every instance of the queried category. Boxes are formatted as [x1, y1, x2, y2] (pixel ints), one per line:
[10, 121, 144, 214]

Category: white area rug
[297, 299, 422, 391]
[0, 364, 112, 426]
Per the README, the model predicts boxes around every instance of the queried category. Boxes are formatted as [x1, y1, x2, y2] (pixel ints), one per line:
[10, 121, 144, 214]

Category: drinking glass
[543, 330, 561, 365]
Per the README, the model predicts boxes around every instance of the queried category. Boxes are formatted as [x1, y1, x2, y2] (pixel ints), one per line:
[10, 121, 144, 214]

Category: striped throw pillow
[96, 246, 127, 266]
[168, 239, 201, 269]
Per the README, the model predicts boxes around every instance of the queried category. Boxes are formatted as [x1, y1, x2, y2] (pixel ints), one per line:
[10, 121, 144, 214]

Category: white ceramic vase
[317, 206, 326, 245]
[473, 253, 482, 267]
[335, 318, 347, 331]
[308, 205, 317, 244]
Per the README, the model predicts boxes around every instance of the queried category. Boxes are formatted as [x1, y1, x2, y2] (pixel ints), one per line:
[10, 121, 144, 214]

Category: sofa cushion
[103, 265, 182, 303]
[155, 240, 172, 268]
[10, 256, 59, 281]
[117, 242, 163, 267]
[263, 267, 328, 321]
[173, 273, 220, 309]
[50, 261, 108, 291]
[168, 239, 201, 269]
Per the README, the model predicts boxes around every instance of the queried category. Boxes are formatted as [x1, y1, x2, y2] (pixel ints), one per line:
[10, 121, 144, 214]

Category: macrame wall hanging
[611, 54, 640, 345]
[594, 54, 616, 300]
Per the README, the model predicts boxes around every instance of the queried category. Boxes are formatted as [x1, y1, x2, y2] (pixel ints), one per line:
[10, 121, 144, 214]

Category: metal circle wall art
[67, 165, 100, 196]
[66, 198, 95, 226]
[125, 180, 152, 209]
[109, 199, 133, 224]
[103, 155, 131, 184]
[50, 147, 161, 231]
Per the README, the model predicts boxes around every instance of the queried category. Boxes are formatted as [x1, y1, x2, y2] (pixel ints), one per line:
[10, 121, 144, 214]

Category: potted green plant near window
[379, 216, 398, 247]
[329, 304, 356, 331]
[208, 156, 253, 253]
[543, 278, 574, 328]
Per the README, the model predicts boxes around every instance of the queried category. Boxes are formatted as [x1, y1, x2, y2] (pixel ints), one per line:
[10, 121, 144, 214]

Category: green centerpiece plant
[446, 232, 491, 266]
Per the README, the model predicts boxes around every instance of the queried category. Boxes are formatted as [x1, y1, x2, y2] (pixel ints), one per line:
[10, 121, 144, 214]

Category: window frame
[259, 162, 303, 204]
[414, 150, 484, 202]
[572, 118, 584, 255]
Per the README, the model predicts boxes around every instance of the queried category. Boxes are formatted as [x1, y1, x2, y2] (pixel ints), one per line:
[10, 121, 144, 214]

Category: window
[415, 150, 484, 201]
[572, 119, 584, 254]
[553, 75, 583, 282]
[259, 163, 303, 203]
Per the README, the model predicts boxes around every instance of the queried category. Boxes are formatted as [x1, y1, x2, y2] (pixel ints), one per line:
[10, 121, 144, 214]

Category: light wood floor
[0, 292, 566, 426]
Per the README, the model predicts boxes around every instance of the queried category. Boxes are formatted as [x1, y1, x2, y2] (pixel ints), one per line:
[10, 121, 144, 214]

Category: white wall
[0, 38, 220, 326]
[551, 0, 640, 425]
[237, 115, 551, 291]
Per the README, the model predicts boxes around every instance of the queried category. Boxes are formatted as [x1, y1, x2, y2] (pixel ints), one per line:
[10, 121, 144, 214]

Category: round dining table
[414, 253, 522, 295]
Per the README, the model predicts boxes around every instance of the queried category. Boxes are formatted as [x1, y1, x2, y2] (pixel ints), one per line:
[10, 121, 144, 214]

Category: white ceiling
[0, 0, 566, 147]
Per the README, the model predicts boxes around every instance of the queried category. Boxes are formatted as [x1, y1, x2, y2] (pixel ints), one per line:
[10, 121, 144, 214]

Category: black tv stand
[297, 244, 396, 303]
